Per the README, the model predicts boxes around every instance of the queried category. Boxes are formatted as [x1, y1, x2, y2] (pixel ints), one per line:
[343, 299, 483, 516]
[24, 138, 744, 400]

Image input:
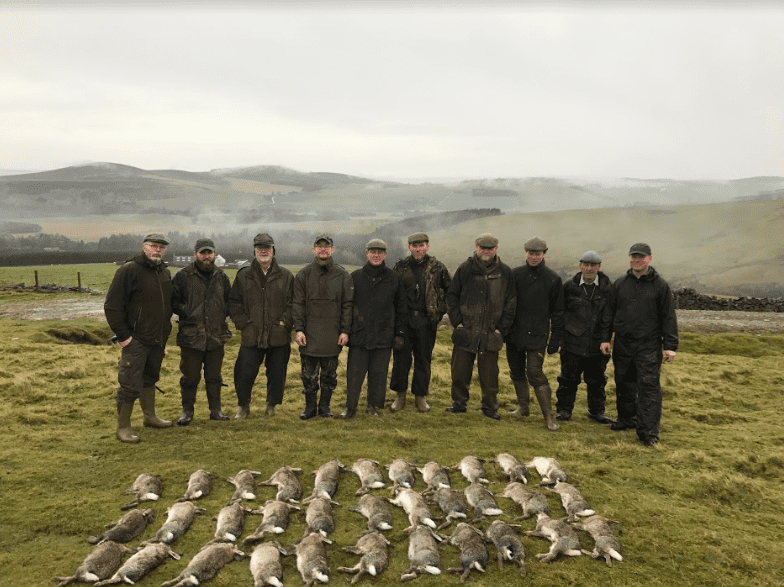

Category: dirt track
[2, 296, 784, 334]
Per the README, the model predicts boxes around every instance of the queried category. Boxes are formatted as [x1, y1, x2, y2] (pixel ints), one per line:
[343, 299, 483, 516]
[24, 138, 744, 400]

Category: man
[104, 233, 174, 443]
[293, 235, 353, 420]
[505, 236, 564, 431]
[390, 233, 451, 413]
[554, 250, 614, 424]
[171, 238, 232, 425]
[229, 233, 294, 419]
[600, 243, 678, 446]
[342, 239, 407, 419]
[445, 233, 516, 420]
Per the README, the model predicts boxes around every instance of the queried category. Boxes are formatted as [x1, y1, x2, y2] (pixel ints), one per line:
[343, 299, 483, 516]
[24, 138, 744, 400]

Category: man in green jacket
[104, 233, 174, 443]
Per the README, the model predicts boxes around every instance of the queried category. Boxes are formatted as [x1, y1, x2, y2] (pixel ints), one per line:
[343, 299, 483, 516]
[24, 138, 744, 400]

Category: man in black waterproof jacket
[171, 238, 232, 425]
[341, 239, 407, 419]
[229, 233, 294, 419]
[445, 233, 516, 420]
[389, 232, 451, 413]
[554, 250, 614, 424]
[104, 233, 174, 443]
[505, 236, 565, 431]
[600, 243, 678, 446]
[293, 235, 353, 420]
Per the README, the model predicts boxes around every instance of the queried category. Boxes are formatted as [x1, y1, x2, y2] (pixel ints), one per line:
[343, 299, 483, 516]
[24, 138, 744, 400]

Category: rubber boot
[116, 401, 140, 443]
[300, 393, 318, 420]
[509, 379, 530, 416]
[139, 386, 173, 428]
[533, 384, 560, 431]
[414, 395, 431, 412]
[206, 383, 229, 421]
[318, 388, 333, 418]
[390, 391, 407, 412]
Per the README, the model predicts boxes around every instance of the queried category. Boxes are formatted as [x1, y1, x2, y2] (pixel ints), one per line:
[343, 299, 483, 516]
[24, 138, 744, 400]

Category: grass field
[1, 290, 783, 587]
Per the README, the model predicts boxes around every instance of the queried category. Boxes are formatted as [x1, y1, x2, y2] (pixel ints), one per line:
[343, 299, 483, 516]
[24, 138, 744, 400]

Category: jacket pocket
[269, 323, 290, 347]
[451, 326, 472, 349]
[241, 322, 259, 347]
[485, 329, 504, 352]
[565, 323, 584, 337]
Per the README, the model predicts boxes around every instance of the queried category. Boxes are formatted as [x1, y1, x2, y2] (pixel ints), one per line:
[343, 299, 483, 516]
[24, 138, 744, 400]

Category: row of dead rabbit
[56, 454, 622, 586]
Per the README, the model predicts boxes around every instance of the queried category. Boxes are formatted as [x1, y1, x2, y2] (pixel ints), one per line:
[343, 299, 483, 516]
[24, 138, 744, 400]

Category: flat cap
[366, 238, 387, 251]
[580, 250, 602, 264]
[314, 234, 334, 246]
[194, 238, 215, 253]
[143, 233, 169, 245]
[524, 236, 547, 252]
[253, 233, 275, 247]
[629, 242, 652, 256]
[475, 233, 499, 248]
[408, 232, 429, 245]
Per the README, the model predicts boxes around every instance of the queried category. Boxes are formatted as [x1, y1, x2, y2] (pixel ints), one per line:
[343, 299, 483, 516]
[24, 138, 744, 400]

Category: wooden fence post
[34, 270, 39, 290]
[78, 272, 82, 291]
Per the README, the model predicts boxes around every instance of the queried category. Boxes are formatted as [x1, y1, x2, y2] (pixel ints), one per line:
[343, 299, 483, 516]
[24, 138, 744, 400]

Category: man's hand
[119, 336, 133, 348]
[295, 331, 307, 346]
[600, 342, 612, 355]
[663, 350, 676, 362]
[338, 333, 349, 346]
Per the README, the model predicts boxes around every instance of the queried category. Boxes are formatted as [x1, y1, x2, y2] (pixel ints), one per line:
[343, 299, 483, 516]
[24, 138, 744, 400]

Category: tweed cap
[194, 238, 215, 253]
[314, 234, 334, 246]
[408, 232, 429, 245]
[366, 238, 387, 251]
[143, 233, 169, 245]
[475, 233, 499, 248]
[524, 236, 547, 252]
[629, 242, 652, 256]
[253, 233, 275, 247]
[580, 250, 602, 264]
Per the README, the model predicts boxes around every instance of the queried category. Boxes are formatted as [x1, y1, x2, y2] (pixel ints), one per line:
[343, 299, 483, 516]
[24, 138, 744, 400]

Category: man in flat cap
[389, 232, 451, 412]
[600, 243, 678, 446]
[293, 235, 353, 419]
[104, 233, 174, 443]
[554, 250, 614, 424]
[445, 233, 516, 420]
[229, 233, 294, 419]
[505, 236, 565, 431]
[341, 239, 407, 419]
[171, 238, 232, 425]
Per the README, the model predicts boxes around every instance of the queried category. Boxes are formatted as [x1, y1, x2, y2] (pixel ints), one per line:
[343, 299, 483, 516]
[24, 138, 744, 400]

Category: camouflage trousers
[300, 354, 340, 398]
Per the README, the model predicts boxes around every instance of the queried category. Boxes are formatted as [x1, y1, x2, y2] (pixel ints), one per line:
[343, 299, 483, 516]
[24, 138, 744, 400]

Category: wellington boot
[390, 392, 407, 412]
[300, 394, 318, 420]
[533, 384, 560, 431]
[510, 379, 530, 416]
[414, 395, 431, 412]
[139, 386, 173, 428]
[116, 401, 140, 444]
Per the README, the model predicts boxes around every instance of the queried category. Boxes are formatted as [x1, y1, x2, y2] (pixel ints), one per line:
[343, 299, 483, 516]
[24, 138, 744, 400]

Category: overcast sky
[2, 1, 783, 181]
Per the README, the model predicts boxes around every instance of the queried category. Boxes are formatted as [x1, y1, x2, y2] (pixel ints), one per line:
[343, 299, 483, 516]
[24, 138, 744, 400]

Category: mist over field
[1, 163, 783, 296]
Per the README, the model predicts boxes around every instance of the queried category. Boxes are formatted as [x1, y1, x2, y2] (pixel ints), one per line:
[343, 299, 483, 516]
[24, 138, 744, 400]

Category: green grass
[1, 314, 783, 587]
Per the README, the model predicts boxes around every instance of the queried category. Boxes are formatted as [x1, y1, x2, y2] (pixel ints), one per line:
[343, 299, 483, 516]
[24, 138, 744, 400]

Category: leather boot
[206, 384, 228, 421]
[234, 405, 250, 420]
[139, 386, 173, 428]
[177, 409, 194, 426]
[116, 401, 140, 443]
[414, 395, 431, 413]
[300, 394, 318, 420]
[509, 379, 530, 416]
[390, 391, 407, 412]
[533, 384, 560, 431]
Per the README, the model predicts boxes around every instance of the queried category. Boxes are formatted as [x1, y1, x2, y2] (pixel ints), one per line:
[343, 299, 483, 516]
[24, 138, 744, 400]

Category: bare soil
[2, 296, 784, 334]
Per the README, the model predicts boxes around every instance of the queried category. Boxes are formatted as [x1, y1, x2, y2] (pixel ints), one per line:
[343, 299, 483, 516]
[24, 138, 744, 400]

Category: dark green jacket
[171, 263, 232, 351]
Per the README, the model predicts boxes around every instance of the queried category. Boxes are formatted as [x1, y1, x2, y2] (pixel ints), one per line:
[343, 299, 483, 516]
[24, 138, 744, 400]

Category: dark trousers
[233, 344, 291, 407]
[300, 354, 339, 405]
[116, 339, 166, 403]
[450, 346, 499, 413]
[180, 346, 225, 410]
[506, 344, 549, 388]
[346, 347, 392, 410]
[555, 350, 609, 416]
[390, 313, 437, 397]
[612, 340, 663, 442]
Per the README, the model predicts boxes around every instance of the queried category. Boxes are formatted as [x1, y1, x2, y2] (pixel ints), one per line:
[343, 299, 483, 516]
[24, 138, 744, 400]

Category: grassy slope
[1, 313, 783, 587]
